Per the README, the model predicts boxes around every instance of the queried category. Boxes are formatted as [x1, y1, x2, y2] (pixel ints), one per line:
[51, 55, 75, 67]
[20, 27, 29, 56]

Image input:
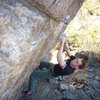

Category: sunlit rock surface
[0, 0, 83, 99]
[25, 0, 83, 23]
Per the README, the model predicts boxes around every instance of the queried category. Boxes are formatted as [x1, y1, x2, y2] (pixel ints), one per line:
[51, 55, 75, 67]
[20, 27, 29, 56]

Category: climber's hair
[79, 59, 86, 69]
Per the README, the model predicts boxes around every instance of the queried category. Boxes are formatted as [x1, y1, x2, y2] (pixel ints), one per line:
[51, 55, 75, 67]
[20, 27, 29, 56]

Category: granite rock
[0, 0, 83, 99]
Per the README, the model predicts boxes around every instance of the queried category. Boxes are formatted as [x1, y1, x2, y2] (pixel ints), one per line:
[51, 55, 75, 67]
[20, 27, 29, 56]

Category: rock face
[0, 0, 83, 99]
[25, 0, 83, 24]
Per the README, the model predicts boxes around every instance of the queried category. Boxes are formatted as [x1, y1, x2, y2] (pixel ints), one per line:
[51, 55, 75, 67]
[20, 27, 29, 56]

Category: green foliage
[66, 0, 100, 52]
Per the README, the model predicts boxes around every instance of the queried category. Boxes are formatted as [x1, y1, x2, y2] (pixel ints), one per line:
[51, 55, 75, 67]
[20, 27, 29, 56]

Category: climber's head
[70, 58, 86, 69]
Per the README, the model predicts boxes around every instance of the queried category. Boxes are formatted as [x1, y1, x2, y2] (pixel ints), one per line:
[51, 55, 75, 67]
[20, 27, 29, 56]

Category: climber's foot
[23, 91, 32, 96]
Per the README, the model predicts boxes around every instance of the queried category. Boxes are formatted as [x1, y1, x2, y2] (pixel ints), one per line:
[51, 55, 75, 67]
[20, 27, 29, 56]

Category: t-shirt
[53, 55, 76, 77]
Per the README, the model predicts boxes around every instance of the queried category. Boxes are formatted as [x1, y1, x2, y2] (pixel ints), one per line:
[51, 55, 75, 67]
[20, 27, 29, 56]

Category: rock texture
[0, 0, 83, 99]
[25, 0, 83, 24]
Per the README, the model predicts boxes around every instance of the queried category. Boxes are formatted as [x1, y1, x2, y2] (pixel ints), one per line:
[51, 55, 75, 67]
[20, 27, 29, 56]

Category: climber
[23, 33, 86, 96]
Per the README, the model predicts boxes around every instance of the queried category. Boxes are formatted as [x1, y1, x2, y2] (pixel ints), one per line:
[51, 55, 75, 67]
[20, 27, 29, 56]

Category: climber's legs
[28, 63, 54, 93]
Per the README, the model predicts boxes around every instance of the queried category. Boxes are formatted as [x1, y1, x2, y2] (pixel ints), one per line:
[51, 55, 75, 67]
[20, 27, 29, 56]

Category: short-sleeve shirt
[53, 55, 76, 77]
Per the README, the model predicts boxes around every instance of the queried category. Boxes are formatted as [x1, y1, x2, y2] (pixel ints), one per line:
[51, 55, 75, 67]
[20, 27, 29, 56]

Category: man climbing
[23, 33, 86, 95]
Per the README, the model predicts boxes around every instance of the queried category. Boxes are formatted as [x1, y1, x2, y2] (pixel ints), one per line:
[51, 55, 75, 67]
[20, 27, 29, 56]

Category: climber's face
[70, 58, 82, 68]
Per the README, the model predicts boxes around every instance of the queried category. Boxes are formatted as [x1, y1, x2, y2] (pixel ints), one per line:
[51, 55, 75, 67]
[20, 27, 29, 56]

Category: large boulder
[0, 0, 83, 99]
[25, 0, 83, 24]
